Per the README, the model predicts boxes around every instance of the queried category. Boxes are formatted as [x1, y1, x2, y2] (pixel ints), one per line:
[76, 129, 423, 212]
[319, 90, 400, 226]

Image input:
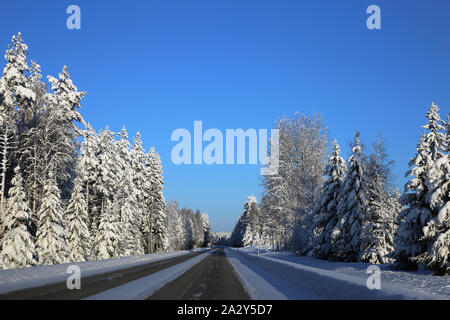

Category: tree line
[231, 106, 450, 275]
[0, 33, 211, 270]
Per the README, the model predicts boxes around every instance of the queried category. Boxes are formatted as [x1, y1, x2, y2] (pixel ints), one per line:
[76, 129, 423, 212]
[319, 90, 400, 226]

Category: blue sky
[1, 0, 449, 232]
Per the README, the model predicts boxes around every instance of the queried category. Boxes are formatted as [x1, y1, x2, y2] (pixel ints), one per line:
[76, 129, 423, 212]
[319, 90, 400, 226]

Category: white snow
[0, 249, 207, 294]
[84, 249, 213, 300]
[226, 247, 450, 300]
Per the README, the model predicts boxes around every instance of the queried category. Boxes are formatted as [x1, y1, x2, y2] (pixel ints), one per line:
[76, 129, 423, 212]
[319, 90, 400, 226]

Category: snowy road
[148, 248, 249, 300]
[0, 247, 448, 300]
[226, 247, 450, 300]
[0, 250, 207, 299]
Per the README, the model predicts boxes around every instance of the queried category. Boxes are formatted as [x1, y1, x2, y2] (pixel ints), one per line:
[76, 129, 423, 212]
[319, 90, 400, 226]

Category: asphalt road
[0, 250, 206, 300]
[148, 248, 250, 300]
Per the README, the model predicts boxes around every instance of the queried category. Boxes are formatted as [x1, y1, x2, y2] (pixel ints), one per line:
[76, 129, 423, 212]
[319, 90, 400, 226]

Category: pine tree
[46, 66, 86, 199]
[394, 104, 445, 270]
[201, 213, 212, 247]
[311, 139, 347, 259]
[0, 33, 30, 214]
[130, 132, 146, 254]
[165, 201, 185, 251]
[0, 32, 31, 124]
[146, 149, 167, 253]
[412, 113, 450, 274]
[360, 182, 400, 264]
[230, 195, 260, 247]
[330, 132, 367, 261]
[0, 166, 36, 269]
[94, 200, 118, 260]
[35, 172, 67, 265]
[18, 60, 47, 221]
[79, 124, 99, 234]
[359, 136, 399, 264]
[66, 176, 91, 262]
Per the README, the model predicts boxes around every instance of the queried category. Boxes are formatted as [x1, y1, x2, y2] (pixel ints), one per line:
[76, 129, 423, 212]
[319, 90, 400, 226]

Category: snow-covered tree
[46, 65, 86, 198]
[94, 200, 119, 260]
[412, 113, 450, 274]
[92, 127, 120, 225]
[310, 139, 347, 259]
[201, 213, 212, 247]
[18, 60, 47, 218]
[260, 113, 328, 250]
[65, 175, 91, 262]
[78, 124, 99, 233]
[0, 33, 31, 213]
[35, 172, 67, 265]
[0, 33, 173, 268]
[0, 166, 36, 269]
[0, 32, 31, 124]
[360, 183, 400, 264]
[145, 148, 167, 253]
[394, 104, 446, 270]
[165, 201, 185, 251]
[130, 132, 146, 253]
[359, 136, 399, 264]
[330, 132, 367, 261]
[230, 195, 261, 247]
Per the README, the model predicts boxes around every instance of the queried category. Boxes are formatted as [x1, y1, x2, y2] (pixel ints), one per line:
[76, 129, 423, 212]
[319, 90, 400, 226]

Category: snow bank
[0, 249, 207, 294]
[226, 247, 450, 300]
[84, 250, 213, 300]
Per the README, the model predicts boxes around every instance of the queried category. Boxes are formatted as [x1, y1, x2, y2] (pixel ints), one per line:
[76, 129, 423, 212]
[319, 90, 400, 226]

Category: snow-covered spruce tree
[0, 166, 36, 269]
[35, 172, 68, 265]
[330, 132, 368, 262]
[18, 61, 48, 221]
[193, 211, 205, 247]
[130, 132, 146, 255]
[46, 66, 86, 199]
[89, 127, 120, 238]
[393, 103, 446, 270]
[310, 139, 347, 259]
[359, 136, 399, 264]
[113, 126, 135, 256]
[78, 124, 99, 234]
[360, 179, 400, 264]
[201, 213, 213, 247]
[181, 208, 200, 249]
[0, 32, 32, 125]
[145, 148, 167, 253]
[94, 200, 119, 260]
[412, 113, 450, 274]
[230, 195, 260, 247]
[65, 175, 91, 262]
[165, 201, 185, 251]
[0, 33, 31, 212]
[0, 124, 14, 223]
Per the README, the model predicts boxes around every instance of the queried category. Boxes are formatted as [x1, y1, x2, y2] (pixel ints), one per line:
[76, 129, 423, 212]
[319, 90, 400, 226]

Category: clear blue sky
[1, 0, 449, 232]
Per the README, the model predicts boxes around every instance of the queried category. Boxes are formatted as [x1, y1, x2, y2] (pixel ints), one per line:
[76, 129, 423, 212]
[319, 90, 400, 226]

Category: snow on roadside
[84, 250, 214, 300]
[0, 249, 207, 294]
[226, 247, 450, 300]
[226, 249, 289, 299]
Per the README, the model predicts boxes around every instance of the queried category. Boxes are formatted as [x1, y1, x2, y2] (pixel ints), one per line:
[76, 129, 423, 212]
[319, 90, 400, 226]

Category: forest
[0, 33, 212, 270]
[230, 107, 450, 275]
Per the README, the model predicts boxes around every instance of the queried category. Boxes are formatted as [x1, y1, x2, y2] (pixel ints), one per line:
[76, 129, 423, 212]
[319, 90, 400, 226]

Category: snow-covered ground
[0, 249, 207, 294]
[85, 250, 213, 300]
[226, 246, 450, 300]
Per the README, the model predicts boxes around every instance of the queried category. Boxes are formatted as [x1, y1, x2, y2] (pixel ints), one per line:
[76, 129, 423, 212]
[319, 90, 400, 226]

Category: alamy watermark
[366, 265, 381, 290]
[366, 5, 381, 30]
[66, 265, 81, 290]
[171, 121, 279, 176]
[66, 5, 81, 30]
